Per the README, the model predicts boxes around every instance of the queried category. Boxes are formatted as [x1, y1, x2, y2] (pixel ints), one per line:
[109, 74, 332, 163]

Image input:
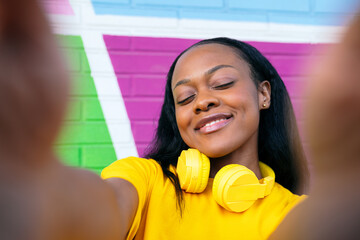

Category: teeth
[204, 118, 226, 127]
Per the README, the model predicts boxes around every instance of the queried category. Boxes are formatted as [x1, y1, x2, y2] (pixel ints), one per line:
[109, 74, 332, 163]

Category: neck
[209, 135, 262, 179]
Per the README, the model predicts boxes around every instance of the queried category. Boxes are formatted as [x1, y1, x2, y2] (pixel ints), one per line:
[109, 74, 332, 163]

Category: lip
[194, 113, 233, 133]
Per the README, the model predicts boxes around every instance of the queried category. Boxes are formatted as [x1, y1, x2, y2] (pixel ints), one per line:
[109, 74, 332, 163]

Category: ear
[258, 81, 271, 110]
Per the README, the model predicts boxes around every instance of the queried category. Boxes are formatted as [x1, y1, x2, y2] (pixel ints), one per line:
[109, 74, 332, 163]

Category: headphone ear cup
[177, 149, 210, 193]
[212, 164, 260, 212]
[196, 152, 211, 192]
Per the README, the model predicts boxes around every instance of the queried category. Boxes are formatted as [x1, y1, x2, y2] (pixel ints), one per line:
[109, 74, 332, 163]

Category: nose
[193, 90, 220, 113]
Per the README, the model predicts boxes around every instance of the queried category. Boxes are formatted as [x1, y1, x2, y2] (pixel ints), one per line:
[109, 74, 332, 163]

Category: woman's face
[172, 43, 270, 158]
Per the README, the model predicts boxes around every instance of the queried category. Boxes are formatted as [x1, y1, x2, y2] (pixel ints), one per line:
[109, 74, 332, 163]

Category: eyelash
[177, 95, 195, 105]
[213, 81, 234, 89]
[176, 81, 234, 105]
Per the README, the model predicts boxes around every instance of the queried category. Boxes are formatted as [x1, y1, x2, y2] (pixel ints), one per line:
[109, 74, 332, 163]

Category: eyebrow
[172, 64, 235, 90]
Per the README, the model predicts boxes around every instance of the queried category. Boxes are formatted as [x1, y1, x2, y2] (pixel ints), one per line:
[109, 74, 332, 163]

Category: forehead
[172, 43, 249, 86]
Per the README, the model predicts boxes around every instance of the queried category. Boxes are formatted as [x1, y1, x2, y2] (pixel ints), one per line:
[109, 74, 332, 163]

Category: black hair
[145, 37, 309, 209]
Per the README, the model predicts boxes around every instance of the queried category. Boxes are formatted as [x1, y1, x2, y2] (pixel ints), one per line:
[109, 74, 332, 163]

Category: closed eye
[214, 81, 234, 90]
[177, 95, 195, 105]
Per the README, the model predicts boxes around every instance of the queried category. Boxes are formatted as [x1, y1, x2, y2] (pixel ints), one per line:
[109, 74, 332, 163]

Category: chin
[197, 145, 234, 159]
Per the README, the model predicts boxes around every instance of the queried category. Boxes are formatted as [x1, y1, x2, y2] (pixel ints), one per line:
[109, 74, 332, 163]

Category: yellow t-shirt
[101, 157, 306, 240]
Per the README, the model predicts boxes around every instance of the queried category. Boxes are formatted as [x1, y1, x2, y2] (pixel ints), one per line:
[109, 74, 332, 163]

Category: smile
[195, 113, 233, 134]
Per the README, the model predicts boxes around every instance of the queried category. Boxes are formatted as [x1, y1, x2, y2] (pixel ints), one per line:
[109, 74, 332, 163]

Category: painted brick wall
[91, 0, 358, 25]
[42, 0, 356, 173]
[42, 0, 74, 15]
[55, 35, 117, 174]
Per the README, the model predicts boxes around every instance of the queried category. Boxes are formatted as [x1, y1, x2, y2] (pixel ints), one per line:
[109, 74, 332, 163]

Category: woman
[102, 37, 309, 239]
[3, 0, 359, 238]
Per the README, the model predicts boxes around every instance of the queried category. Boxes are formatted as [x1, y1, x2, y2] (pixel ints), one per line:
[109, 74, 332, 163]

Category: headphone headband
[177, 149, 276, 213]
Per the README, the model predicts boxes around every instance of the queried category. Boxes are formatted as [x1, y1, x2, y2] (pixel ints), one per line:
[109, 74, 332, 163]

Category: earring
[263, 97, 267, 108]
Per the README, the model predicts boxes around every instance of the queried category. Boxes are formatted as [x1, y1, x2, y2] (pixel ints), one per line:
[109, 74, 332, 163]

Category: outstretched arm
[270, 12, 360, 240]
[0, 0, 137, 239]
[105, 178, 139, 238]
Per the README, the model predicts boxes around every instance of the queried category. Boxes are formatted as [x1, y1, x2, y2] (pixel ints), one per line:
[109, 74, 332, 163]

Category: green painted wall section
[55, 35, 117, 175]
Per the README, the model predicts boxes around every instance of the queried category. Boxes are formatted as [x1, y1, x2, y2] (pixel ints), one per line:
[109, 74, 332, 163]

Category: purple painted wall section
[104, 35, 324, 157]
[42, 0, 74, 15]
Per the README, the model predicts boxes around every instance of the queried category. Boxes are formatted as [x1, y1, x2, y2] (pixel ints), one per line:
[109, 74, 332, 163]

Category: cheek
[175, 108, 189, 134]
[175, 107, 195, 146]
[229, 90, 259, 113]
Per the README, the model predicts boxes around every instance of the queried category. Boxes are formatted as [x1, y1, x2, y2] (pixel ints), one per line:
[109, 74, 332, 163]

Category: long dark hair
[146, 37, 309, 208]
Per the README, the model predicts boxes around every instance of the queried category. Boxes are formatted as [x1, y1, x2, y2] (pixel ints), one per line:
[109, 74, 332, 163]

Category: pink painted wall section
[41, 0, 74, 15]
[104, 35, 324, 157]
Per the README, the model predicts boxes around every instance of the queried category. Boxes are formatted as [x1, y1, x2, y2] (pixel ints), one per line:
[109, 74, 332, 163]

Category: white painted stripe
[51, 0, 138, 158]
[48, 0, 346, 44]
[81, 31, 139, 158]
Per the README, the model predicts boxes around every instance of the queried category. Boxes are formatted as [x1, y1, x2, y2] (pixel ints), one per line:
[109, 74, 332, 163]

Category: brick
[136, 144, 150, 158]
[113, 143, 139, 158]
[309, 44, 335, 56]
[83, 99, 105, 120]
[70, 75, 98, 96]
[180, 10, 267, 22]
[132, 122, 157, 143]
[57, 35, 83, 49]
[85, 51, 118, 73]
[57, 122, 113, 144]
[117, 75, 132, 97]
[282, 77, 307, 99]
[82, 145, 117, 167]
[62, 49, 81, 72]
[132, 37, 198, 52]
[106, 123, 134, 143]
[268, 55, 310, 77]
[108, 52, 177, 74]
[248, 41, 312, 55]
[134, 0, 223, 8]
[80, 51, 91, 73]
[314, 0, 357, 13]
[103, 35, 131, 50]
[124, 99, 163, 120]
[312, 13, 351, 26]
[56, 147, 81, 167]
[42, 0, 74, 15]
[92, 0, 129, 4]
[92, 4, 177, 18]
[268, 12, 314, 25]
[132, 75, 166, 96]
[94, 76, 123, 96]
[98, 100, 130, 121]
[64, 100, 82, 121]
[228, 0, 310, 12]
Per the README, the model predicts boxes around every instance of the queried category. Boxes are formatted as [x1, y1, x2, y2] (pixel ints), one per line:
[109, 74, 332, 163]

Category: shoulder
[101, 157, 166, 202]
[258, 183, 307, 239]
[271, 183, 307, 206]
[256, 182, 306, 216]
[101, 156, 163, 180]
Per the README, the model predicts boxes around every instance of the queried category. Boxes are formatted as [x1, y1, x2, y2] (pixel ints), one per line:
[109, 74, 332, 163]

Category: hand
[270, 13, 360, 240]
[305, 14, 360, 180]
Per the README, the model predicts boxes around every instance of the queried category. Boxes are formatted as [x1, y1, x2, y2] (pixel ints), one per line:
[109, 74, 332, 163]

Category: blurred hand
[305, 14, 360, 178]
[270, 13, 360, 240]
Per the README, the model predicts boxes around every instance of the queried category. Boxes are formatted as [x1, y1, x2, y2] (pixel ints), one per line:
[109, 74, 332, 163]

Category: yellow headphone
[176, 148, 275, 213]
